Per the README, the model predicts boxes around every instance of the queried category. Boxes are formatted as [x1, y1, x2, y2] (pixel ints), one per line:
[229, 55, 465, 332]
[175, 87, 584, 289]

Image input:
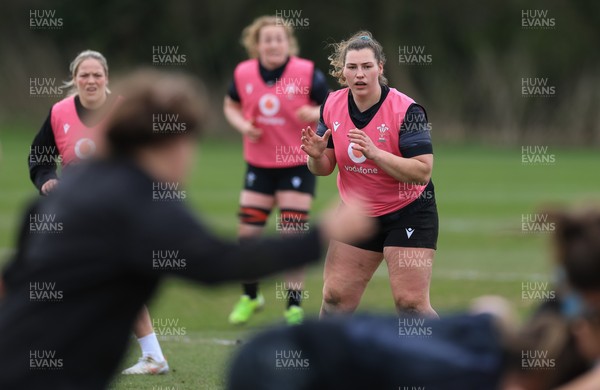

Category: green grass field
[0, 126, 598, 389]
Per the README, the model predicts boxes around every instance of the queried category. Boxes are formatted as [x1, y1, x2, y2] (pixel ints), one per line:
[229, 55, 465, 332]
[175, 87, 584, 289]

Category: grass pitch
[0, 127, 598, 389]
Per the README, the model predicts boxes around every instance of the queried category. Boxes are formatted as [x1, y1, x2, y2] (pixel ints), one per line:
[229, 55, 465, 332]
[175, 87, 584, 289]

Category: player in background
[29, 49, 116, 194]
[27, 50, 168, 375]
[223, 15, 329, 325]
[302, 31, 439, 318]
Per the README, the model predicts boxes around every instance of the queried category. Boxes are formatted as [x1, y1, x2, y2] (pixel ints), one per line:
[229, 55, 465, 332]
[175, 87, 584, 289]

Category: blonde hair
[241, 15, 298, 59]
[328, 31, 387, 86]
[63, 50, 111, 96]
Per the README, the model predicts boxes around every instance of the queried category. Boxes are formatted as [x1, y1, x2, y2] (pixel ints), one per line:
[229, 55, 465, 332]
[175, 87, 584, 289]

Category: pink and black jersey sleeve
[29, 110, 59, 192]
[316, 94, 334, 148]
[399, 103, 433, 158]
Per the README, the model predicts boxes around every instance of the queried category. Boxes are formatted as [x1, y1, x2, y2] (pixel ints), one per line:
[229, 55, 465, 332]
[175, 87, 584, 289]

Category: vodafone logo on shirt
[74, 138, 97, 160]
[347, 142, 367, 163]
[258, 93, 280, 117]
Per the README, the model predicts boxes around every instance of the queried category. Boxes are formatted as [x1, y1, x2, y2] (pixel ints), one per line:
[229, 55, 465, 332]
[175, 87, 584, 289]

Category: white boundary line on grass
[372, 267, 550, 282]
[433, 269, 550, 282]
[0, 248, 550, 282]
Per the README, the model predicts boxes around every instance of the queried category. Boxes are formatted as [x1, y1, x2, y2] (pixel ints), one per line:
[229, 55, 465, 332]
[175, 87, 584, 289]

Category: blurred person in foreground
[0, 69, 372, 390]
[549, 209, 600, 389]
[27, 48, 170, 376]
[228, 208, 600, 390]
[228, 295, 589, 390]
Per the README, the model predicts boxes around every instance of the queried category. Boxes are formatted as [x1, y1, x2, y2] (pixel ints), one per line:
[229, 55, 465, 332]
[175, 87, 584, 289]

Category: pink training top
[234, 56, 317, 168]
[323, 87, 427, 217]
[50, 95, 117, 166]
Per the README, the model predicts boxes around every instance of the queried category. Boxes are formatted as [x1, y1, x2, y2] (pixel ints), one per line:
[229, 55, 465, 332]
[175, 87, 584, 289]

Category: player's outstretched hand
[301, 126, 331, 159]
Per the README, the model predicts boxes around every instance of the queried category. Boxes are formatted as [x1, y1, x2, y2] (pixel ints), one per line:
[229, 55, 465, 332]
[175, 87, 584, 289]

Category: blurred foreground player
[228, 298, 589, 390]
[551, 209, 600, 390]
[0, 69, 372, 390]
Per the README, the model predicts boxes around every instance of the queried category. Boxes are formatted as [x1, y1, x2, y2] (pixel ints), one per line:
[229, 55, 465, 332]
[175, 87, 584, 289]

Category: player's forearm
[304, 106, 320, 123]
[188, 229, 324, 284]
[223, 99, 250, 134]
[308, 154, 334, 176]
[29, 118, 59, 191]
[371, 150, 431, 184]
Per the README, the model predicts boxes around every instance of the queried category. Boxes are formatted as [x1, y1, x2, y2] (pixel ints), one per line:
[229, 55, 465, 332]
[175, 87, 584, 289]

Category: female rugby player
[27, 50, 168, 375]
[302, 31, 439, 318]
[224, 16, 328, 325]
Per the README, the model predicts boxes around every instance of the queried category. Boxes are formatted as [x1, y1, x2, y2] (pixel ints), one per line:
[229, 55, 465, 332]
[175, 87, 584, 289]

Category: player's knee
[238, 206, 271, 226]
[394, 296, 430, 316]
[322, 285, 359, 312]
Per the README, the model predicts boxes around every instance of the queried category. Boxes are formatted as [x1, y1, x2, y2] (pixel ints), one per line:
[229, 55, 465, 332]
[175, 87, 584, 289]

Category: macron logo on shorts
[247, 172, 256, 187]
[291, 176, 302, 189]
[405, 228, 415, 238]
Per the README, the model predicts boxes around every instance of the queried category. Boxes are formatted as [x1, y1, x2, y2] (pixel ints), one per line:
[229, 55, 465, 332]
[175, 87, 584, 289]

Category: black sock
[287, 289, 302, 308]
[243, 282, 258, 299]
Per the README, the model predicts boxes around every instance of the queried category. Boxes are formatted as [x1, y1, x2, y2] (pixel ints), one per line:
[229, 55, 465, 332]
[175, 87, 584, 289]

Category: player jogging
[223, 15, 328, 325]
[27, 50, 169, 375]
[302, 31, 439, 318]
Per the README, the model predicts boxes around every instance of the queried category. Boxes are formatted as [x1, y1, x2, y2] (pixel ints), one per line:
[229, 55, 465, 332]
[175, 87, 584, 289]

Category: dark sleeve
[399, 103, 433, 158]
[1, 200, 40, 291]
[316, 94, 334, 149]
[309, 68, 329, 105]
[29, 110, 59, 193]
[227, 79, 241, 103]
[128, 202, 323, 284]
